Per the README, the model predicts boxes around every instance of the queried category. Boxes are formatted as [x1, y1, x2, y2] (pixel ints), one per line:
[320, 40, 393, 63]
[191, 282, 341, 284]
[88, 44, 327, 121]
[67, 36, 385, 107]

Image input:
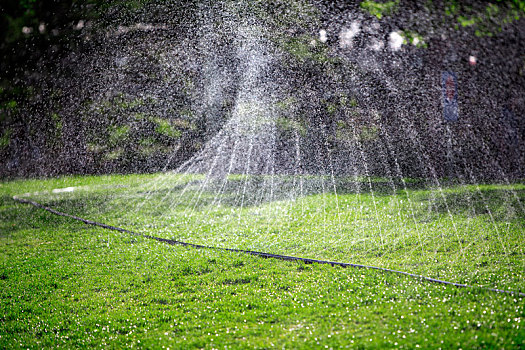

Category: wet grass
[18, 173, 524, 291]
[1, 174, 524, 348]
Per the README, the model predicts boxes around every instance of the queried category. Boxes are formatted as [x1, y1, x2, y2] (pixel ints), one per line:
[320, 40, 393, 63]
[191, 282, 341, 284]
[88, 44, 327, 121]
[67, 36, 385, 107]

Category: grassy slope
[1, 175, 524, 348]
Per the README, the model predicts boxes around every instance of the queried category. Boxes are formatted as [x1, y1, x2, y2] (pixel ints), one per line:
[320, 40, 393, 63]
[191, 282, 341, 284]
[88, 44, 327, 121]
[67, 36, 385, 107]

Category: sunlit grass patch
[1, 174, 524, 348]
[7, 173, 525, 292]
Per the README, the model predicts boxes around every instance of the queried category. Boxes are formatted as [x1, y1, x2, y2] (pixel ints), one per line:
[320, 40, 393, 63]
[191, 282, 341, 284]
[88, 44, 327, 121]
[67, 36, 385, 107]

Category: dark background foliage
[1, 0, 524, 179]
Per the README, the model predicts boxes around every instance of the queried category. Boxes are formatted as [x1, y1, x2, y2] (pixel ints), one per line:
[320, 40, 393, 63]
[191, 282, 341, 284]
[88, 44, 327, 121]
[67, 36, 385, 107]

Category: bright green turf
[1, 174, 524, 348]
[11, 173, 525, 291]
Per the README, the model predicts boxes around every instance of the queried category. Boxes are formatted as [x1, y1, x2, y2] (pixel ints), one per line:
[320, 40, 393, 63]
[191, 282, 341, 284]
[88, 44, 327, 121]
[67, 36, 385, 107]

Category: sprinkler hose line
[13, 195, 525, 298]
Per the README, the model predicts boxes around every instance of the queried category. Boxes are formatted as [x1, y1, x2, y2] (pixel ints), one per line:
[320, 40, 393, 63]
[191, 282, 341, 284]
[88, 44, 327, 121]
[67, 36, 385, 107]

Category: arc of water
[350, 120, 384, 248]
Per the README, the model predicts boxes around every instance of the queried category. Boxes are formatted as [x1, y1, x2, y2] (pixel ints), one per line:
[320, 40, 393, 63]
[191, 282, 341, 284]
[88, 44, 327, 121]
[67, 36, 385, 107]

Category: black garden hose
[13, 195, 525, 298]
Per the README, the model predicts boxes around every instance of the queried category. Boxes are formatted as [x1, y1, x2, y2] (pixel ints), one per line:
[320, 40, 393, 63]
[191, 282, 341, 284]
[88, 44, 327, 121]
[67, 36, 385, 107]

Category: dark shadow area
[0, 195, 89, 236]
[419, 188, 525, 223]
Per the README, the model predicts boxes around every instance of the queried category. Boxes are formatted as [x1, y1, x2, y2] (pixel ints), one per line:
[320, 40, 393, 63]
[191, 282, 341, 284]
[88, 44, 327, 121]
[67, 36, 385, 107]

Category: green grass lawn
[1, 174, 524, 348]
